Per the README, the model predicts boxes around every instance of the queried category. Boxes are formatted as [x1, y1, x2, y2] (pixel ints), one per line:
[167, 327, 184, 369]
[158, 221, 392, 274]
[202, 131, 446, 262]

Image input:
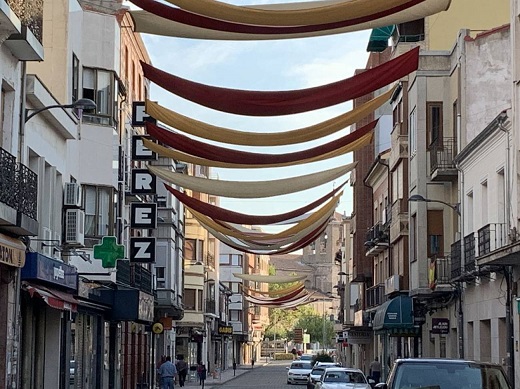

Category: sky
[126, 0, 373, 223]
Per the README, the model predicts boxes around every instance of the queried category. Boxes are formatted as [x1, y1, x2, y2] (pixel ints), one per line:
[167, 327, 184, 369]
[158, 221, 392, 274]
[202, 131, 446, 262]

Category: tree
[294, 314, 335, 348]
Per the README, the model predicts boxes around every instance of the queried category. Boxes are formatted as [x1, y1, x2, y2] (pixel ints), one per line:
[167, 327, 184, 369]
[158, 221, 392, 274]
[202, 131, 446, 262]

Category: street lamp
[25, 98, 96, 123]
[408, 194, 460, 215]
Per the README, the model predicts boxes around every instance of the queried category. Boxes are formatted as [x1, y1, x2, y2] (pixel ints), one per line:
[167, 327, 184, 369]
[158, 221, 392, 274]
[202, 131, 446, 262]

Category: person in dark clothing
[197, 362, 207, 386]
[175, 355, 188, 387]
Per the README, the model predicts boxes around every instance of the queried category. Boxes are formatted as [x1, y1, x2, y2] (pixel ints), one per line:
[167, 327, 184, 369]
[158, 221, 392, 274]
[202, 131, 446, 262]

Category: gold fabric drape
[145, 86, 393, 146]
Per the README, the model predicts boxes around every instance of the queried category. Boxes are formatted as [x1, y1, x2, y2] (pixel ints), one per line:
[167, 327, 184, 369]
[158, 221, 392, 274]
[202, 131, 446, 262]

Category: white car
[308, 363, 342, 389]
[314, 367, 372, 389]
[287, 360, 314, 385]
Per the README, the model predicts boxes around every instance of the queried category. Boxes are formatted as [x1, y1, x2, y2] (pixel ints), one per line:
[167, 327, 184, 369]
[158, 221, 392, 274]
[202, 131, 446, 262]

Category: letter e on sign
[130, 203, 157, 229]
[132, 135, 156, 161]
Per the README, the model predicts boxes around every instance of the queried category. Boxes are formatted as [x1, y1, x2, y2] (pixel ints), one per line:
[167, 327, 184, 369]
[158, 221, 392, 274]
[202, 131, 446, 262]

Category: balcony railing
[450, 240, 461, 280]
[428, 254, 451, 287]
[116, 261, 153, 294]
[477, 223, 508, 256]
[464, 233, 476, 272]
[430, 137, 457, 180]
[366, 283, 386, 309]
[6, 0, 43, 42]
[365, 222, 389, 255]
[0, 147, 38, 220]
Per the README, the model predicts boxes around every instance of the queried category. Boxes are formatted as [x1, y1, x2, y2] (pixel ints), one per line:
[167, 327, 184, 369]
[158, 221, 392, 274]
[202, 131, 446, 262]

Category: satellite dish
[152, 322, 164, 334]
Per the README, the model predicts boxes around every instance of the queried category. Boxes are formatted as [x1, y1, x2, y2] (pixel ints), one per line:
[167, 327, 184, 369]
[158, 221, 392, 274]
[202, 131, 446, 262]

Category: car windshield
[393, 362, 510, 389]
[291, 362, 312, 370]
[312, 368, 325, 375]
[323, 371, 366, 383]
[300, 355, 313, 360]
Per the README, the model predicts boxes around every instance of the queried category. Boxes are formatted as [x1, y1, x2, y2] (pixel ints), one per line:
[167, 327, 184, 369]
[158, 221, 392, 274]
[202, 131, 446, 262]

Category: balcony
[364, 222, 390, 256]
[5, 0, 44, 61]
[366, 283, 386, 309]
[450, 240, 462, 280]
[206, 252, 215, 270]
[428, 254, 453, 293]
[0, 147, 39, 236]
[430, 137, 458, 181]
[116, 260, 153, 294]
[477, 223, 508, 257]
[389, 198, 409, 242]
[464, 232, 476, 273]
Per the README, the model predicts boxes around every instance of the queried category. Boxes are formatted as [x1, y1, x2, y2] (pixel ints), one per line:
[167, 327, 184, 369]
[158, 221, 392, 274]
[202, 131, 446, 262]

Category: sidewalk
[183, 363, 263, 388]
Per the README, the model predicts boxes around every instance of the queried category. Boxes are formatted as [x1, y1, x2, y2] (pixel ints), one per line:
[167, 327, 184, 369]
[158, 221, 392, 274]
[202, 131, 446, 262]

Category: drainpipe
[498, 114, 514, 386]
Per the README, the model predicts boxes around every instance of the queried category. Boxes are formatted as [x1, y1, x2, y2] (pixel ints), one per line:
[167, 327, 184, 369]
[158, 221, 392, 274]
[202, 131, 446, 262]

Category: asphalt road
[215, 360, 295, 388]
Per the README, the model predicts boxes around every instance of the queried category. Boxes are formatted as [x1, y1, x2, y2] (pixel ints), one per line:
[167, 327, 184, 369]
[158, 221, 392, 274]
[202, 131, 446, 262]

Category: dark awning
[23, 281, 79, 312]
[367, 25, 395, 52]
[372, 294, 414, 331]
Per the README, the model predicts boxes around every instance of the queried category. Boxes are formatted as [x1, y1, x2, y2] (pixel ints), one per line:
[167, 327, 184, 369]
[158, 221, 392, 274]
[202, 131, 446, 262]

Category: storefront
[0, 233, 26, 388]
[20, 252, 79, 389]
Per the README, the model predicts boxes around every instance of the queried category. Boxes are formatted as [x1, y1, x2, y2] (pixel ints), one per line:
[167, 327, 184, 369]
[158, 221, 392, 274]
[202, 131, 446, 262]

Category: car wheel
[287, 380, 291, 385]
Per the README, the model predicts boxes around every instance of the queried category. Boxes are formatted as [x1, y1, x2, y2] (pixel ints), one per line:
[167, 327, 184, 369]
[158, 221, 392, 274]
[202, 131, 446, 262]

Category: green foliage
[274, 353, 294, 360]
[293, 314, 335, 348]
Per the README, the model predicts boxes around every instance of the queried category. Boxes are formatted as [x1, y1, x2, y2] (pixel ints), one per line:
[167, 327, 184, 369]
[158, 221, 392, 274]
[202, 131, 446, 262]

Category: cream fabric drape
[164, 0, 430, 26]
[130, 0, 451, 40]
[148, 162, 356, 198]
[145, 86, 393, 146]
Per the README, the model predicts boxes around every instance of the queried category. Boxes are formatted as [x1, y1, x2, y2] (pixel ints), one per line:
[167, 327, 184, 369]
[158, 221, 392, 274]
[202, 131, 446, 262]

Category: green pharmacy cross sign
[93, 236, 125, 268]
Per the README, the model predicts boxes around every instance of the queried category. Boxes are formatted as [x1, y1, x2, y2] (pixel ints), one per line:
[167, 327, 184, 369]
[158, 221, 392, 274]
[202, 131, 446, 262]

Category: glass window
[185, 239, 196, 261]
[72, 54, 79, 103]
[83, 185, 114, 240]
[409, 107, 417, 156]
[184, 289, 196, 310]
[219, 254, 229, 265]
[156, 267, 165, 288]
[82, 67, 116, 126]
[427, 102, 443, 147]
[230, 310, 241, 321]
[197, 290, 203, 311]
[231, 254, 242, 266]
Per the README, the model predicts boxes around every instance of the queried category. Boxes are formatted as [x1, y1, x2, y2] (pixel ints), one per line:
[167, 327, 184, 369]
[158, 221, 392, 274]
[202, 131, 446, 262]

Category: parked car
[308, 363, 342, 389]
[375, 358, 512, 389]
[299, 354, 315, 361]
[315, 367, 372, 389]
[287, 360, 314, 385]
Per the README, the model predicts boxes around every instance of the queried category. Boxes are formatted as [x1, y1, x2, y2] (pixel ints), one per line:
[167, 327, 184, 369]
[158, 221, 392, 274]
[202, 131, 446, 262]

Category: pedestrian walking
[369, 357, 381, 383]
[197, 362, 207, 387]
[251, 358, 255, 369]
[175, 355, 188, 387]
[158, 356, 178, 389]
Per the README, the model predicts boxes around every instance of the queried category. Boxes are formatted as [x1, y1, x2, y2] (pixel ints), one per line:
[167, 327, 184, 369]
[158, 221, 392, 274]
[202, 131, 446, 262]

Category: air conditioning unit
[65, 209, 85, 247]
[64, 182, 82, 207]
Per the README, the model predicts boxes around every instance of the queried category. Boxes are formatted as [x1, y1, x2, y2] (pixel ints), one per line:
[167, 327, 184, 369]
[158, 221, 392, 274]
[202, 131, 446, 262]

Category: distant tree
[313, 352, 334, 365]
[294, 314, 335, 348]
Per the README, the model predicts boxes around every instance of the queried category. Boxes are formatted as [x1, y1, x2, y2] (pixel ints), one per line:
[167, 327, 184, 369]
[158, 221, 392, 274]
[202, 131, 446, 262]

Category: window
[410, 214, 417, 262]
[427, 210, 444, 257]
[82, 67, 117, 126]
[83, 185, 114, 239]
[184, 289, 196, 310]
[197, 290, 203, 311]
[231, 254, 242, 266]
[219, 254, 229, 265]
[185, 239, 203, 262]
[230, 310, 241, 322]
[427, 102, 443, 147]
[409, 108, 417, 156]
[72, 54, 80, 103]
[229, 283, 241, 293]
[156, 267, 165, 288]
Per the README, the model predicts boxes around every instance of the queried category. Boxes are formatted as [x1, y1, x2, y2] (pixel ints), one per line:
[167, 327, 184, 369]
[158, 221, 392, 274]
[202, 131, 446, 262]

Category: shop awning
[367, 25, 395, 52]
[23, 282, 78, 312]
[372, 294, 413, 331]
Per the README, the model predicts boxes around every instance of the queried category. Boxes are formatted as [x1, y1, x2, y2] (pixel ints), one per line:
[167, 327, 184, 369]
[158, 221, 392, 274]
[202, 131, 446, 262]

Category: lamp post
[408, 194, 463, 358]
[25, 98, 96, 122]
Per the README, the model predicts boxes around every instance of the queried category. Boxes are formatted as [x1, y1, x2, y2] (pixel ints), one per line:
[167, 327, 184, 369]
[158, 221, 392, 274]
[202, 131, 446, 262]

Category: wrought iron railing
[477, 223, 508, 256]
[464, 233, 476, 272]
[430, 137, 457, 175]
[429, 254, 451, 286]
[116, 261, 153, 294]
[0, 147, 38, 220]
[6, 0, 43, 42]
[366, 283, 385, 308]
[450, 240, 462, 279]
[365, 222, 389, 247]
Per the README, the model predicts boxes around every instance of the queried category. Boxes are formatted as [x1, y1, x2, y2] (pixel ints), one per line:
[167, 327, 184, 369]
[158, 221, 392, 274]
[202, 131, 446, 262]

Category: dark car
[376, 358, 511, 389]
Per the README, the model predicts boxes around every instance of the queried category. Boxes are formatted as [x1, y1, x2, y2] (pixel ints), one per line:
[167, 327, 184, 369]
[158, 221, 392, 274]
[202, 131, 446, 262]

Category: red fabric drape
[163, 181, 346, 225]
[130, 0, 426, 35]
[141, 47, 419, 116]
[146, 120, 375, 165]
